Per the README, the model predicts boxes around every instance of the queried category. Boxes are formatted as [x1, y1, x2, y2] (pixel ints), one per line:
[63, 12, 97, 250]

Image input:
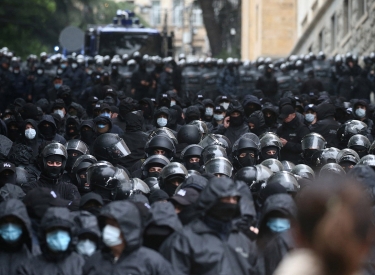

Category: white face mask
[157, 117, 168, 127]
[220, 102, 230, 110]
[102, 225, 122, 247]
[71, 63, 78, 69]
[214, 114, 224, 121]
[170, 100, 176, 107]
[54, 109, 64, 118]
[25, 128, 36, 139]
[37, 69, 43, 75]
[205, 107, 213, 116]
[76, 239, 97, 256]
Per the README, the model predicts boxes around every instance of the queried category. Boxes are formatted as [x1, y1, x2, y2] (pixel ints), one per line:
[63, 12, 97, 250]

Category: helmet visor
[107, 140, 131, 159]
[301, 136, 325, 150]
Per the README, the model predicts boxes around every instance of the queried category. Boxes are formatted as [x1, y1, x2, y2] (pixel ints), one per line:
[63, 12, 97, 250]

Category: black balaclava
[65, 150, 83, 173]
[162, 176, 184, 197]
[350, 145, 368, 159]
[146, 163, 163, 178]
[77, 169, 90, 194]
[230, 115, 244, 127]
[264, 113, 277, 127]
[39, 123, 55, 139]
[43, 155, 64, 179]
[237, 149, 256, 167]
[185, 159, 201, 171]
[206, 200, 240, 222]
[0, 170, 16, 187]
[261, 146, 279, 160]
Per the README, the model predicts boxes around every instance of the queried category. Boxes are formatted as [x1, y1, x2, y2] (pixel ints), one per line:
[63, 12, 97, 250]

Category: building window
[343, 0, 351, 35]
[173, 0, 184, 27]
[191, 2, 203, 26]
[151, 0, 161, 26]
[319, 29, 324, 51]
[357, 0, 366, 19]
[331, 14, 337, 50]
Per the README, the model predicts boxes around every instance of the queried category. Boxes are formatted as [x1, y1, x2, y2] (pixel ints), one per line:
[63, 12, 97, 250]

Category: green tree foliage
[0, 0, 145, 58]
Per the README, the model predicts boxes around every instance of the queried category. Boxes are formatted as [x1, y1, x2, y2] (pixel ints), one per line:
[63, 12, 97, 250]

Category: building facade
[291, 0, 375, 57]
[125, 0, 209, 57]
[241, 0, 298, 60]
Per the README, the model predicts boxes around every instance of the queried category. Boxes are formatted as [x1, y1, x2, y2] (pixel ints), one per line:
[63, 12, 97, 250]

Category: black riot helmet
[301, 133, 326, 165]
[199, 134, 232, 155]
[281, 160, 295, 172]
[143, 177, 160, 191]
[319, 163, 346, 178]
[260, 132, 282, 160]
[71, 154, 97, 194]
[347, 134, 371, 158]
[92, 133, 131, 164]
[232, 134, 261, 169]
[148, 127, 178, 146]
[369, 140, 375, 155]
[234, 164, 273, 196]
[65, 139, 90, 173]
[41, 143, 68, 179]
[261, 159, 284, 174]
[266, 171, 299, 195]
[201, 145, 228, 164]
[318, 147, 340, 165]
[145, 135, 176, 160]
[87, 164, 119, 202]
[159, 162, 188, 196]
[141, 155, 170, 179]
[188, 120, 208, 140]
[337, 148, 360, 173]
[177, 125, 201, 145]
[204, 157, 233, 178]
[291, 164, 315, 180]
[357, 154, 375, 170]
[338, 120, 368, 145]
[180, 144, 203, 171]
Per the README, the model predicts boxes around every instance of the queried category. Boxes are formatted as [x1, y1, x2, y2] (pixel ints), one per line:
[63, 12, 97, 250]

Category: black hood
[352, 99, 369, 120]
[36, 98, 51, 114]
[41, 207, 73, 233]
[227, 101, 245, 116]
[146, 202, 183, 233]
[316, 102, 336, 120]
[38, 115, 57, 139]
[248, 110, 266, 130]
[71, 210, 101, 238]
[258, 194, 297, 230]
[0, 199, 34, 251]
[242, 95, 262, 109]
[197, 177, 241, 214]
[93, 116, 113, 133]
[154, 107, 171, 127]
[99, 200, 142, 253]
[125, 112, 144, 132]
[69, 102, 86, 119]
[140, 98, 155, 118]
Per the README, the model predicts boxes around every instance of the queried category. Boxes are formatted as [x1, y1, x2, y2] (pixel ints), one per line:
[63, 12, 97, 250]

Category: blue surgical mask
[101, 112, 111, 118]
[71, 63, 78, 69]
[0, 223, 23, 243]
[205, 108, 213, 116]
[76, 239, 97, 256]
[305, 113, 315, 123]
[97, 124, 106, 129]
[46, 230, 71, 252]
[157, 117, 168, 127]
[25, 128, 36, 139]
[60, 64, 67, 69]
[355, 108, 366, 118]
[54, 84, 62, 89]
[214, 114, 224, 121]
[266, 218, 290, 233]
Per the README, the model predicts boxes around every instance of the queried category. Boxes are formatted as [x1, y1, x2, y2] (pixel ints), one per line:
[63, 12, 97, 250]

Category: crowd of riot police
[0, 45, 373, 275]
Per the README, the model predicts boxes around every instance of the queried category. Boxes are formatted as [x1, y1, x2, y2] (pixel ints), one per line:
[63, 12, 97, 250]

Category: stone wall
[291, 0, 375, 56]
